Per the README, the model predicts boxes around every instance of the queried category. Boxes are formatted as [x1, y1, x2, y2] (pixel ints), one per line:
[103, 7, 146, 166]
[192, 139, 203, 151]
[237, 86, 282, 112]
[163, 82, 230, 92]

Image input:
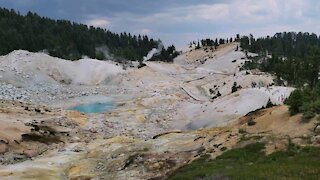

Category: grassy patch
[168, 143, 320, 180]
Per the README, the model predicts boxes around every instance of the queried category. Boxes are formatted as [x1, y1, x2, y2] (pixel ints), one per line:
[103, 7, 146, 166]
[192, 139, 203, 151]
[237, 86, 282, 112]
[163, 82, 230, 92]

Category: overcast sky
[1, 0, 320, 48]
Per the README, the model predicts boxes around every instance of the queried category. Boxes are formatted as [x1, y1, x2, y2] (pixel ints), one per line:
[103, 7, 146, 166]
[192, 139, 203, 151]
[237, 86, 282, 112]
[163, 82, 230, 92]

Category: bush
[286, 87, 320, 121]
[231, 82, 242, 93]
[302, 111, 315, 123]
[266, 98, 275, 108]
[220, 147, 227, 151]
[311, 100, 320, 113]
[285, 89, 304, 115]
[239, 128, 247, 134]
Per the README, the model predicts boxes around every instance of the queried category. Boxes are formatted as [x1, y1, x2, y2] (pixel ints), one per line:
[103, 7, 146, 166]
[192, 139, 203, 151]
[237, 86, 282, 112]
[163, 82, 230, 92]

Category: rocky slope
[0, 43, 308, 179]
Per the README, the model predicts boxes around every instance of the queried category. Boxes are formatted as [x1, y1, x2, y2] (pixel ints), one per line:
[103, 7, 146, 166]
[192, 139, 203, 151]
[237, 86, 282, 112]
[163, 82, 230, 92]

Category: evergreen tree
[196, 41, 201, 49]
[231, 82, 238, 93]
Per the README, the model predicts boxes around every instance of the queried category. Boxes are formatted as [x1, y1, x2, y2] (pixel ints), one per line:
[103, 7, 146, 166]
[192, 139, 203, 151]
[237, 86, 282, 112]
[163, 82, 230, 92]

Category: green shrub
[302, 111, 315, 123]
[239, 128, 247, 134]
[286, 86, 320, 121]
[311, 100, 320, 113]
[231, 82, 238, 93]
[266, 98, 275, 108]
[286, 89, 304, 115]
[220, 147, 227, 151]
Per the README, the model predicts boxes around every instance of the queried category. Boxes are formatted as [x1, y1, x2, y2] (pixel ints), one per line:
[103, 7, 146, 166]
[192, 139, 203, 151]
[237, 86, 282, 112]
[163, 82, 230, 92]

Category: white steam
[143, 48, 159, 62]
[96, 46, 112, 59]
[143, 42, 164, 63]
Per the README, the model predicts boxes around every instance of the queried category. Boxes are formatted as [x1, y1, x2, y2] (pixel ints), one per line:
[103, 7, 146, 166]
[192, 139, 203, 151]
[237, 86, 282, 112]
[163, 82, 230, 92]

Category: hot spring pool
[69, 102, 114, 114]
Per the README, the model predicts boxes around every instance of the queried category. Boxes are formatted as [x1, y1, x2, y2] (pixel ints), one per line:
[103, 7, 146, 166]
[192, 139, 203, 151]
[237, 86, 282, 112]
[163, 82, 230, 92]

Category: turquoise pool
[69, 102, 114, 114]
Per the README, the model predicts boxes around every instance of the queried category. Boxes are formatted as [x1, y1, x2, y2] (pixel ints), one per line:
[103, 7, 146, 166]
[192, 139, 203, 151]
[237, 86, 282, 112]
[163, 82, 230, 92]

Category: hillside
[0, 0, 320, 179]
[2, 42, 316, 179]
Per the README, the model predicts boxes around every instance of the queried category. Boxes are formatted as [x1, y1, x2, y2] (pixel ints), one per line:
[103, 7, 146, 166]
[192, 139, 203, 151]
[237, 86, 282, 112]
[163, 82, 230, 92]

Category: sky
[1, 0, 320, 49]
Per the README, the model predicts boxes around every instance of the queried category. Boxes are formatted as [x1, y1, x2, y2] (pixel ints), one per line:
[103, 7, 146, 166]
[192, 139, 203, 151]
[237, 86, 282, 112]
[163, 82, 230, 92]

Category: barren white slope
[175, 86, 294, 129]
[0, 50, 124, 86]
[195, 43, 245, 75]
[0, 44, 295, 131]
[171, 43, 295, 129]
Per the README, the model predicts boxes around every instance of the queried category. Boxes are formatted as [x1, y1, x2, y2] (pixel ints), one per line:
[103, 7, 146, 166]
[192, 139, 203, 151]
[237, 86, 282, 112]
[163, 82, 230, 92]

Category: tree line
[189, 36, 238, 50]
[241, 32, 320, 88]
[0, 7, 178, 62]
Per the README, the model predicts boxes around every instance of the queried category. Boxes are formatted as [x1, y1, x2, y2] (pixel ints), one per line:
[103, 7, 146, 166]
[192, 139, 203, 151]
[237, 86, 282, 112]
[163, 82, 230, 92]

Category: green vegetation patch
[285, 86, 320, 122]
[168, 143, 320, 180]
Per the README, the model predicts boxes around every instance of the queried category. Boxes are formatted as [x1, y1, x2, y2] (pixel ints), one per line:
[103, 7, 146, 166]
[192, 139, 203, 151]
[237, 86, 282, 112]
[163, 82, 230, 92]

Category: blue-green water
[69, 102, 114, 114]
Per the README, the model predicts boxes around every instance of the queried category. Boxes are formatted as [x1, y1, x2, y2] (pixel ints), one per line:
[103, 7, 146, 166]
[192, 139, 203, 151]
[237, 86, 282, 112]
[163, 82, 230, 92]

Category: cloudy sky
[1, 0, 320, 48]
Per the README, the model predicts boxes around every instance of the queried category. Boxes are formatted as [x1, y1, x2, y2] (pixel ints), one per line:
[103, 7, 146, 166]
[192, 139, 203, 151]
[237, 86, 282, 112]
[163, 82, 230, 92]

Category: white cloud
[170, 4, 230, 22]
[140, 3, 230, 23]
[144, 0, 310, 25]
[141, 28, 151, 34]
[86, 18, 111, 28]
[231, 0, 310, 24]
[230, 0, 279, 23]
[128, 0, 308, 28]
[79, 0, 319, 49]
